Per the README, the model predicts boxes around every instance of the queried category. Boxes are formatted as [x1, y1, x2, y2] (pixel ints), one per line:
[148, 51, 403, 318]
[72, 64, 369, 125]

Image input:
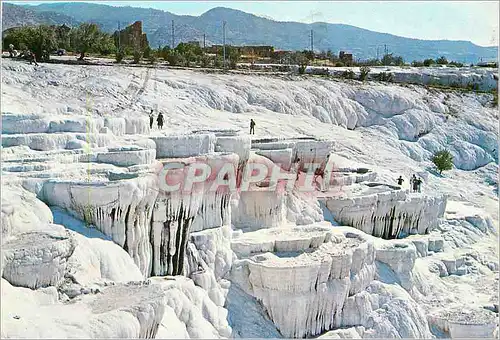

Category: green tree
[175, 42, 202, 56]
[214, 56, 223, 68]
[115, 48, 125, 63]
[294, 52, 309, 74]
[436, 56, 448, 65]
[342, 69, 355, 79]
[71, 23, 114, 60]
[148, 49, 158, 64]
[448, 61, 464, 67]
[393, 55, 404, 66]
[3, 27, 35, 54]
[381, 53, 393, 66]
[166, 50, 185, 66]
[301, 50, 314, 61]
[326, 49, 334, 60]
[143, 46, 152, 59]
[183, 50, 197, 67]
[200, 54, 211, 68]
[423, 59, 435, 67]
[376, 72, 393, 82]
[158, 45, 171, 60]
[359, 66, 371, 81]
[227, 46, 240, 69]
[381, 53, 404, 66]
[55, 25, 72, 50]
[99, 34, 115, 55]
[3, 25, 58, 61]
[133, 50, 142, 63]
[431, 150, 453, 174]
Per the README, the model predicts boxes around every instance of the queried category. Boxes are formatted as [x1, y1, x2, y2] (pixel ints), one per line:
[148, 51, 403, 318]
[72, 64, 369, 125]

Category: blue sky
[12, 1, 499, 46]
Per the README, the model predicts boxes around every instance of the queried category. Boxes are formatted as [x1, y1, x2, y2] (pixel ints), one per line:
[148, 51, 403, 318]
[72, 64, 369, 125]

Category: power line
[117, 21, 121, 50]
[310, 29, 314, 54]
[223, 21, 226, 68]
[171, 20, 175, 48]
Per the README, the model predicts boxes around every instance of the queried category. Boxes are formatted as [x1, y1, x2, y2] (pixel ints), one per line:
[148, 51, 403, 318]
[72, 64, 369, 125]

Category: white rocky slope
[1, 59, 498, 338]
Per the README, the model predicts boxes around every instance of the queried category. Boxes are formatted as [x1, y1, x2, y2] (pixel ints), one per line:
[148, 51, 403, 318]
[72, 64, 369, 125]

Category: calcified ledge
[230, 224, 376, 338]
[320, 183, 447, 239]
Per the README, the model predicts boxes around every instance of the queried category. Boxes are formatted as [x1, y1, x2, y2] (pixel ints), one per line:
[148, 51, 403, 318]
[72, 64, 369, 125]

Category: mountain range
[2, 2, 498, 63]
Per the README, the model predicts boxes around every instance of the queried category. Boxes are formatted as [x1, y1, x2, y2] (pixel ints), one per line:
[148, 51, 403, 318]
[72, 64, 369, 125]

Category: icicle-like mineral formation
[40, 176, 158, 276]
[321, 186, 447, 238]
[152, 153, 239, 276]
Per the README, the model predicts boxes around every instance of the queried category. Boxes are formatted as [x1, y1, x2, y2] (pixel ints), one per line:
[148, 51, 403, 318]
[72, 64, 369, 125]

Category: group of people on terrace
[396, 174, 423, 193]
[149, 110, 164, 129]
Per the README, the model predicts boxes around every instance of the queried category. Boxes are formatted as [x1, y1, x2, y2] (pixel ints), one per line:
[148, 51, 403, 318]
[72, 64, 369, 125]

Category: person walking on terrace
[157, 112, 164, 129]
[411, 174, 418, 193]
[249, 119, 256, 135]
[415, 177, 423, 193]
[149, 109, 154, 129]
[396, 175, 404, 186]
[27, 51, 38, 66]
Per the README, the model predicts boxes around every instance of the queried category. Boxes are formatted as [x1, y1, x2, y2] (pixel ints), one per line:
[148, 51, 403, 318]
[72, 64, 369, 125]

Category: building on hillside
[339, 51, 353, 64]
[113, 21, 149, 51]
[238, 45, 274, 57]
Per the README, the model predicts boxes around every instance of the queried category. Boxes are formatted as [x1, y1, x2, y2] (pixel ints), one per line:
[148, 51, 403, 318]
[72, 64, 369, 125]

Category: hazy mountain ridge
[3, 2, 497, 63]
[2, 3, 78, 29]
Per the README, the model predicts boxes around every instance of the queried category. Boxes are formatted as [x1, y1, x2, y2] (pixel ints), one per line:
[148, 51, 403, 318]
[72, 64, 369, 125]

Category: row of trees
[155, 43, 240, 68]
[3, 23, 115, 61]
[1, 23, 469, 70]
[278, 49, 466, 69]
[411, 56, 464, 67]
[2, 23, 243, 68]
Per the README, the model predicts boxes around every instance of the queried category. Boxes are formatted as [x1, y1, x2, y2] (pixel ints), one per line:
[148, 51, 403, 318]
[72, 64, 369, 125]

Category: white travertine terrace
[1, 59, 497, 339]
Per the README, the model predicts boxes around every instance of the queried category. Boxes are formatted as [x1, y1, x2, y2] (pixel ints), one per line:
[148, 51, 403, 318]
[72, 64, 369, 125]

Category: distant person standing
[411, 175, 418, 193]
[416, 177, 423, 193]
[321, 154, 334, 192]
[8, 44, 15, 57]
[149, 109, 154, 129]
[249, 119, 256, 135]
[293, 158, 301, 181]
[396, 175, 404, 186]
[157, 112, 164, 129]
[28, 51, 39, 66]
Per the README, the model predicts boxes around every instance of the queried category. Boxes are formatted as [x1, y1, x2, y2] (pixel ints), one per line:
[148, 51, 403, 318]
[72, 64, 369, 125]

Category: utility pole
[203, 33, 206, 49]
[171, 20, 175, 49]
[376, 46, 379, 61]
[223, 21, 226, 68]
[310, 29, 314, 53]
[117, 21, 121, 51]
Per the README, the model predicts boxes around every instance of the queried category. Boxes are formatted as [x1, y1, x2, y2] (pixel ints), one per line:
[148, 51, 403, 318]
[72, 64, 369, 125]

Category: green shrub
[359, 66, 371, 81]
[376, 72, 393, 82]
[115, 49, 125, 63]
[342, 70, 355, 79]
[133, 50, 142, 63]
[148, 50, 157, 64]
[432, 150, 453, 174]
[214, 56, 223, 68]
